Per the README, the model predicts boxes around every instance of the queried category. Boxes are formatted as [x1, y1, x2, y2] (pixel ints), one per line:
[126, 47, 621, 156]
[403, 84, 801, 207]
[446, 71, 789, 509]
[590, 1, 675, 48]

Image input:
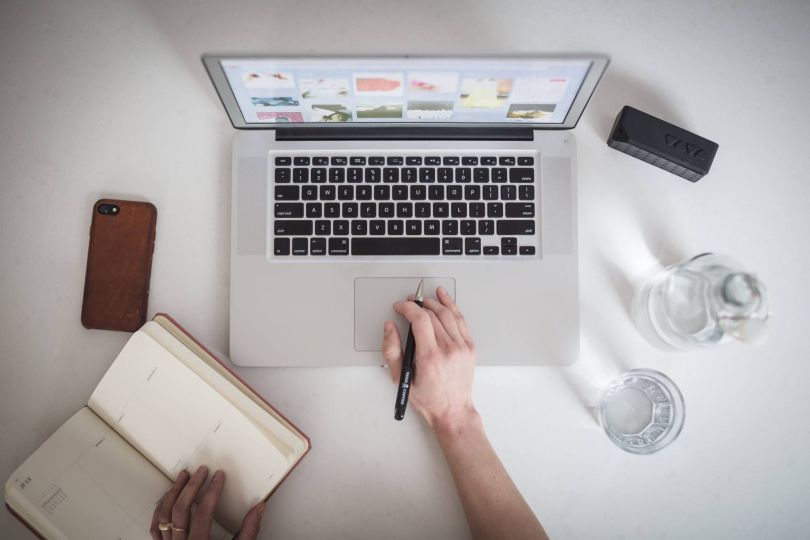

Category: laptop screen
[212, 57, 595, 126]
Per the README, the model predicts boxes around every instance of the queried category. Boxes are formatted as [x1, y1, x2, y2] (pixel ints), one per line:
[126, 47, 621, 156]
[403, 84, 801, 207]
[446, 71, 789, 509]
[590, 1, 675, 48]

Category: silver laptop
[203, 55, 609, 366]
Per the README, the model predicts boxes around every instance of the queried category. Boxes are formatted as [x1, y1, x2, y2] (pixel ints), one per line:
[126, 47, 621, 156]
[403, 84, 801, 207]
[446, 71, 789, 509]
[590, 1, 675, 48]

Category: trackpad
[354, 277, 456, 351]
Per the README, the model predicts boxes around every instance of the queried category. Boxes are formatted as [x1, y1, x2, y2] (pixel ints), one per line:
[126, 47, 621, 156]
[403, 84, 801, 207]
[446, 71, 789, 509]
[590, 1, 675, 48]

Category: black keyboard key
[329, 238, 349, 255]
[442, 237, 463, 255]
[481, 156, 497, 165]
[492, 168, 507, 183]
[274, 238, 290, 255]
[501, 185, 517, 200]
[465, 185, 481, 200]
[388, 220, 404, 235]
[387, 156, 404, 165]
[310, 237, 326, 255]
[397, 202, 413, 218]
[306, 202, 322, 218]
[384, 167, 399, 183]
[510, 168, 535, 183]
[311, 168, 327, 183]
[293, 168, 309, 183]
[392, 185, 408, 200]
[275, 185, 299, 200]
[484, 246, 499, 255]
[274, 220, 313, 236]
[313, 157, 329, 166]
[275, 203, 303, 218]
[410, 185, 426, 200]
[379, 203, 395, 218]
[292, 238, 308, 256]
[406, 156, 422, 165]
[333, 220, 350, 235]
[325, 203, 340, 218]
[275, 157, 291, 166]
[428, 185, 444, 200]
[342, 203, 358, 218]
[331, 156, 348, 166]
[474, 168, 489, 183]
[497, 220, 535, 235]
[462, 156, 479, 166]
[520, 246, 536, 255]
[499, 156, 516, 166]
[461, 220, 476, 235]
[275, 168, 291, 183]
[487, 202, 504, 218]
[442, 220, 459, 235]
[294, 157, 310, 166]
[518, 156, 534, 166]
[406, 220, 422, 235]
[506, 203, 535, 217]
[455, 168, 471, 183]
[351, 219, 367, 235]
[478, 220, 494, 235]
[365, 168, 381, 183]
[424, 220, 440, 235]
[374, 185, 390, 200]
[402, 167, 417, 183]
[350, 156, 366, 166]
[443, 156, 460, 166]
[370, 220, 386, 235]
[315, 220, 331, 235]
[338, 185, 354, 200]
[419, 168, 436, 183]
[352, 237, 440, 255]
[433, 203, 449, 218]
[519, 185, 535, 200]
[369, 156, 385, 165]
[361, 202, 376, 218]
[502, 245, 517, 255]
[348, 168, 364, 183]
[501, 237, 517, 247]
[356, 185, 372, 200]
[329, 168, 346, 183]
[465, 237, 482, 255]
[483, 185, 498, 200]
[415, 203, 430, 217]
[302, 185, 317, 200]
[451, 203, 467, 218]
[447, 185, 463, 200]
[425, 156, 441, 165]
[470, 202, 485, 218]
[320, 185, 336, 200]
[438, 168, 453, 183]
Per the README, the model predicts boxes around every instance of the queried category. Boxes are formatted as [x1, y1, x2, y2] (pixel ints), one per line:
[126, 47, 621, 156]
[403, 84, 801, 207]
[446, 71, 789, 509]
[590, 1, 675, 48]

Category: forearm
[434, 409, 548, 540]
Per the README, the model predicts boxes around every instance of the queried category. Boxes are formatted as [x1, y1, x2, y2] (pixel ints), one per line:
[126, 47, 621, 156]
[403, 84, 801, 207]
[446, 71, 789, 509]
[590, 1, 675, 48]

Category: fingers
[382, 321, 403, 384]
[172, 466, 209, 538]
[188, 470, 225, 540]
[150, 499, 162, 540]
[436, 286, 475, 348]
[422, 297, 463, 344]
[235, 501, 267, 540]
[158, 470, 190, 540]
[393, 300, 438, 352]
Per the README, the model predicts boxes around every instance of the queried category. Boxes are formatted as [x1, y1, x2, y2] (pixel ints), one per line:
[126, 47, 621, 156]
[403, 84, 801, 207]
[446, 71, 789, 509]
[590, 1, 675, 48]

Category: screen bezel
[202, 54, 609, 131]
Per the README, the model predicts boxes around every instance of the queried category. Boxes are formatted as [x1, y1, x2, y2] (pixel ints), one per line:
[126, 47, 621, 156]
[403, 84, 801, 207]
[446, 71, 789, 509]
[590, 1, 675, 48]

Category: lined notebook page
[88, 331, 289, 532]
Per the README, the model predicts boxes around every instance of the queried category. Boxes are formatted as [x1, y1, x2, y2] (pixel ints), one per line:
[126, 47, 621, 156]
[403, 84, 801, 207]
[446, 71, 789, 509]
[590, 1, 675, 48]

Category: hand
[150, 466, 265, 540]
[382, 286, 478, 431]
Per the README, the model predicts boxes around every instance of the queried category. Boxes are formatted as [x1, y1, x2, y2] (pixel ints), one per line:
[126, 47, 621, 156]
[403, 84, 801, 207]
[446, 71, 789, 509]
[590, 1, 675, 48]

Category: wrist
[431, 404, 482, 443]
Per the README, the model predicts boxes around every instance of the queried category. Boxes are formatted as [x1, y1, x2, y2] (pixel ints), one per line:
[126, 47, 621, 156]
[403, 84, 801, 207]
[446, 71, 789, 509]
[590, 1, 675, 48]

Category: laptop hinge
[275, 126, 534, 141]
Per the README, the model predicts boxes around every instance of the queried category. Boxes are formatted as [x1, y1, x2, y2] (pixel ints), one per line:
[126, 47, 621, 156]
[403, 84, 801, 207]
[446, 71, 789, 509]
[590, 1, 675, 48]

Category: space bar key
[352, 238, 440, 255]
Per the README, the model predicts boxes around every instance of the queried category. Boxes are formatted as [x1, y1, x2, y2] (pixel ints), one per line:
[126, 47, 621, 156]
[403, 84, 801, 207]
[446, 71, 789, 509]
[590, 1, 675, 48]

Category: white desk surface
[1, 1, 809, 538]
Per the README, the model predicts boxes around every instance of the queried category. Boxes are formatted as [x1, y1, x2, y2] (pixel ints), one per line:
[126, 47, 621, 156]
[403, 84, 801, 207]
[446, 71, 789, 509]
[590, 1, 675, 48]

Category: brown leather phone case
[81, 199, 157, 332]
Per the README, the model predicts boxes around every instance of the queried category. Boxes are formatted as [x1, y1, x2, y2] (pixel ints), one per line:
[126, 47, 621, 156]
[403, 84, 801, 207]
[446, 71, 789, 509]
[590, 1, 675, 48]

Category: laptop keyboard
[270, 152, 539, 258]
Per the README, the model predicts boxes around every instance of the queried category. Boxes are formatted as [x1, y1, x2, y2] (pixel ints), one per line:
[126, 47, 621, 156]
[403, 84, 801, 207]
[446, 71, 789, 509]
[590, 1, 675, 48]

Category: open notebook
[4, 314, 311, 539]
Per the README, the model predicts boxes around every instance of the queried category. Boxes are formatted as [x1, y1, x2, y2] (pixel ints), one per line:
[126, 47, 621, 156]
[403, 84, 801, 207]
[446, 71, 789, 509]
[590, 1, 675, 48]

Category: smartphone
[81, 199, 157, 332]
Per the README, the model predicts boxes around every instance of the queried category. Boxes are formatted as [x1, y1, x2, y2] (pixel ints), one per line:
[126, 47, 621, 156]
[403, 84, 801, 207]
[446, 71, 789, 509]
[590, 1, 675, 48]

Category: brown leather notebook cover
[81, 199, 157, 332]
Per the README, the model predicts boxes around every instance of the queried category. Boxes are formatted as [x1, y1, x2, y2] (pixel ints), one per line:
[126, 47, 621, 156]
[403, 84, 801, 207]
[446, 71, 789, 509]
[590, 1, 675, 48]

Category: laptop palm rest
[354, 277, 456, 352]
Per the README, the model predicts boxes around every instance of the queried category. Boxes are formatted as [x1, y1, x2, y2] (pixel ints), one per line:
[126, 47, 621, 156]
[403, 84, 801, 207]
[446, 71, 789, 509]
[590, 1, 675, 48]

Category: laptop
[203, 55, 609, 366]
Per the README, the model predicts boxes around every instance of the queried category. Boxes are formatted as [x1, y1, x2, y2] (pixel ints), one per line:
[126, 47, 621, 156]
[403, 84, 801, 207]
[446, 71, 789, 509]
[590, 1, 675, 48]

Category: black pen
[395, 279, 424, 421]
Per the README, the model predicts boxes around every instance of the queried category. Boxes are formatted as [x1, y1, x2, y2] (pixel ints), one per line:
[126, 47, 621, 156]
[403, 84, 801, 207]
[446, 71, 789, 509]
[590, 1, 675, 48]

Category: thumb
[382, 320, 403, 384]
[235, 501, 265, 540]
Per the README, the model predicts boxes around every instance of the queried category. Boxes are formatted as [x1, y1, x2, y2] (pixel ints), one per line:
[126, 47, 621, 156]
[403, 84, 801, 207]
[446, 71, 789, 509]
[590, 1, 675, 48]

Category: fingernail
[197, 465, 208, 475]
[213, 470, 224, 482]
[384, 321, 393, 334]
[258, 501, 267, 515]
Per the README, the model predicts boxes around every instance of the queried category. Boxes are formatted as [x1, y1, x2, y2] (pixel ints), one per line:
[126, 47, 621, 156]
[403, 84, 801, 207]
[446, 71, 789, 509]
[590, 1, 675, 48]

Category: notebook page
[2, 408, 233, 540]
[88, 331, 289, 532]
